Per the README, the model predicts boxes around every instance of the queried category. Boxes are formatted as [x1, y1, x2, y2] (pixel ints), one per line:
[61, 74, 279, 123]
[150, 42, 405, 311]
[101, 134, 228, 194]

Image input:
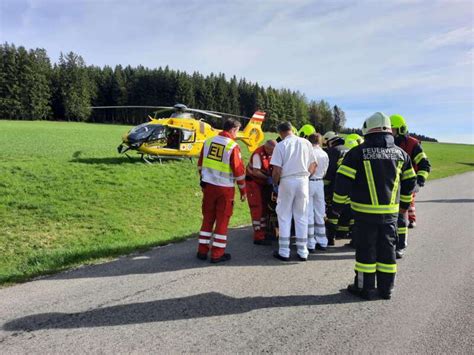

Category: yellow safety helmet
[362, 112, 392, 136]
[344, 133, 364, 149]
[298, 124, 316, 138]
[390, 114, 408, 135]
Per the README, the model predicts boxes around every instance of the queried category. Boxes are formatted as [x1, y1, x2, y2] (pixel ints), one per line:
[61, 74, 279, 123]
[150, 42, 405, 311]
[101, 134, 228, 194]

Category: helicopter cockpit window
[128, 123, 166, 144]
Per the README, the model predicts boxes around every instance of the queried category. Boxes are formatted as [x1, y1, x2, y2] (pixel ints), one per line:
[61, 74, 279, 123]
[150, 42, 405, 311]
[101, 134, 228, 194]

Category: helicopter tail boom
[237, 111, 266, 152]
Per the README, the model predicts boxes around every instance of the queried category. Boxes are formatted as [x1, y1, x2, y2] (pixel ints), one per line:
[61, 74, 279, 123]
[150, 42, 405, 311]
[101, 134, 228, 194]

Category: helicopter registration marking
[207, 143, 225, 161]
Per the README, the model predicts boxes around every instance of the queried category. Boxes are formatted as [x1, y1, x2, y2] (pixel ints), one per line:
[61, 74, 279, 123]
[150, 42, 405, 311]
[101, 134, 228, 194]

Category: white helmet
[322, 131, 339, 144]
[362, 112, 392, 136]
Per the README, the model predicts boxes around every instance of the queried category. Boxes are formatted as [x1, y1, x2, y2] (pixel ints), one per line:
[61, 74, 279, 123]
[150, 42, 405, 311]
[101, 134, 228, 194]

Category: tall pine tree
[56, 52, 92, 121]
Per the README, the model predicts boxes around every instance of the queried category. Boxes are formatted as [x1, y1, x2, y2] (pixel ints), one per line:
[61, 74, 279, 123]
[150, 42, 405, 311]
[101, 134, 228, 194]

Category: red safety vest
[246, 146, 272, 185]
[398, 135, 420, 172]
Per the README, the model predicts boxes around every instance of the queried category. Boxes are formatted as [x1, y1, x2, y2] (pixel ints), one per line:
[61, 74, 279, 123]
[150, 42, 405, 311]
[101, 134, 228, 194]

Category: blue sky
[1, 0, 473, 143]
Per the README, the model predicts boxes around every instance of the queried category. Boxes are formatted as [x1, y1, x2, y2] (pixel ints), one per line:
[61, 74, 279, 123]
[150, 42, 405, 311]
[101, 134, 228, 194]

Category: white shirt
[270, 135, 316, 178]
[311, 145, 329, 179]
[252, 154, 262, 169]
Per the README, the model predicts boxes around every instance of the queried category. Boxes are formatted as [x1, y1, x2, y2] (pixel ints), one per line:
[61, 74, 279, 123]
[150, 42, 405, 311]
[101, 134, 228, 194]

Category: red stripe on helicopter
[251, 112, 266, 121]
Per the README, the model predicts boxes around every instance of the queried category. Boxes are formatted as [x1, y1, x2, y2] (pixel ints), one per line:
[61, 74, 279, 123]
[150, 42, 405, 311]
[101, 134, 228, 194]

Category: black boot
[378, 289, 392, 300]
[395, 249, 404, 259]
[347, 284, 377, 300]
[210, 253, 231, 263]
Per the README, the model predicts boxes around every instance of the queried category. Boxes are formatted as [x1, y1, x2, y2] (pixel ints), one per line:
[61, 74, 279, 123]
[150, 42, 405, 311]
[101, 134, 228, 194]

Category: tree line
[0, 43, 437, 141]
[0, 43, 347, 132]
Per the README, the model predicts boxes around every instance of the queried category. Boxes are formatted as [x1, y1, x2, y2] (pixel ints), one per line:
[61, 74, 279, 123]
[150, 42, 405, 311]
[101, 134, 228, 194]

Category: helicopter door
[179, 129, 195, 151]
[165, 128, 195, 150]
[165, 128, 181, 149]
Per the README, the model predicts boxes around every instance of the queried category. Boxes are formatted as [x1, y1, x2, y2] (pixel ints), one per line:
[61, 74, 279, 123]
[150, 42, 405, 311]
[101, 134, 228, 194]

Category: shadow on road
[3, 290, 360, 331]
[49, 228, 354, 281]
[417, 199, 474, 204]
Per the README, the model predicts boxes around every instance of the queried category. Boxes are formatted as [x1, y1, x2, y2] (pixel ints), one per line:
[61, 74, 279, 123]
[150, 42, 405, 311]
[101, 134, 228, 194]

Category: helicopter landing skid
[142, 154, 187, 164]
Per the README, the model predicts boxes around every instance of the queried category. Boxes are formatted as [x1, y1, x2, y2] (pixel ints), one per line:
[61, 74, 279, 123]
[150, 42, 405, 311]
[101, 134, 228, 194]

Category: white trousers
[276, 176, 309, 258]
[307, 179, 328, 248]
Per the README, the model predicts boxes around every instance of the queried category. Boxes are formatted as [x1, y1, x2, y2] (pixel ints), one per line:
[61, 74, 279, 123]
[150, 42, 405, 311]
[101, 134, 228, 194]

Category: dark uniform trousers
[353, 220, 397, 293]
[326, 200, 338, 242]
[327, 202, 353, 240]
[336, 205, 352, 238]
[396, 212, 408, 251]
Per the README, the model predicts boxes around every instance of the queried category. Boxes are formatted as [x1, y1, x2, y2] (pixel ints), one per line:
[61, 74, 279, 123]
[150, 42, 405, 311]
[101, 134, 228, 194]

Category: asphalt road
[1, 172, 473, 354]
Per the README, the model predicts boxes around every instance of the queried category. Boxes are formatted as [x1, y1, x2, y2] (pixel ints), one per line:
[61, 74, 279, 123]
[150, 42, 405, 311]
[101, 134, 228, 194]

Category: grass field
[1, 120, 473, 284]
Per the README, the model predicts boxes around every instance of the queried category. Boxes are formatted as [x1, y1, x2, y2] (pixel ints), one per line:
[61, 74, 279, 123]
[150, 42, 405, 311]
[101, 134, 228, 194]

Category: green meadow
[1, 121, 473, 284]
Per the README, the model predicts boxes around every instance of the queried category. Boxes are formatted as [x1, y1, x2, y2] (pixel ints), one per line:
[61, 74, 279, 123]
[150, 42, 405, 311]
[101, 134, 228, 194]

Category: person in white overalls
[306, 133, 329, 252]
[271, 122, 317, 261]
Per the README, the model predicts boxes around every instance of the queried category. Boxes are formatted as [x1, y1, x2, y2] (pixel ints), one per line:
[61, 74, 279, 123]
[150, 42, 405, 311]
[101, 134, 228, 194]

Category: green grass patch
[420, 141, 474, 179]
[0, 121, 472, 284]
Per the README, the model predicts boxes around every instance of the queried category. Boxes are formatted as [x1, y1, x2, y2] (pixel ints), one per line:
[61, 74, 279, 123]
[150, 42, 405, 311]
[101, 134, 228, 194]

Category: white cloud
[424, 26, 473, 49]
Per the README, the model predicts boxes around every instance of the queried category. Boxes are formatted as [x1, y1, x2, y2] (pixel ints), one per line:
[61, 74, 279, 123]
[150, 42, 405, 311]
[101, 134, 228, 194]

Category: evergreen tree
[228, 76, 240, 115]
[111, 65, 127, 105]
[213, 73, 229, 113]
[319, 100, 334, 132]
[308, 99, 333, 133]
[295, 92, 309, 127]
[57, 52, 92, 121]
[192, 72, 207, 109]
[16, 46, 34, 119]
[28, 48, 52, 119]
[204, 74, 216, 110]
[175, 72, 195, 107]
[332, 105, 346, 132]
[0, 43, 22, 118]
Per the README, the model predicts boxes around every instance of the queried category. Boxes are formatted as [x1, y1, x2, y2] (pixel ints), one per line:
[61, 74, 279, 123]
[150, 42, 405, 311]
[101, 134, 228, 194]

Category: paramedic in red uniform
[197, 119, 247, 263]
[246, 140, 277, 245]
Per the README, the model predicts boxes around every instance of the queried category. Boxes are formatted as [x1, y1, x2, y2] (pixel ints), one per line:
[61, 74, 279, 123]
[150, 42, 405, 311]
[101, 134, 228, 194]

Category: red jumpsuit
[246, 146, 272, 241]
[197, 131, 246, 260]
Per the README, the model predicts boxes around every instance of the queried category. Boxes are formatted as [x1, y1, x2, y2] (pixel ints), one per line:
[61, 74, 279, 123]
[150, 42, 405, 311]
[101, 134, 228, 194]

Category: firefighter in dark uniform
[322, 131, 349, 245]
[390, 114, 431, 258]
[332, 112, 416, 300]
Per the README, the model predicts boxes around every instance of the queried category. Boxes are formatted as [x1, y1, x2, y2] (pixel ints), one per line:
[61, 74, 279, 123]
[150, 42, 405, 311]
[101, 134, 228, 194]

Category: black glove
[417, 176, 425, 187]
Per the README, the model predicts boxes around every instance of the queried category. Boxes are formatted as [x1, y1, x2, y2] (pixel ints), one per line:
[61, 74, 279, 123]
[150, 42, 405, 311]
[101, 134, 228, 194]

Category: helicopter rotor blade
[90, 105, 253, 120]
[90, 106, 174, 110]
[185, 108, 222, 118]
[203, 110, 252, 120]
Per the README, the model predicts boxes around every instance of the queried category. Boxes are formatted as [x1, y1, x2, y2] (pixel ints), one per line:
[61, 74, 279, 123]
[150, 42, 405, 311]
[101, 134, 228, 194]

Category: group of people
[196, 112, 430, 300]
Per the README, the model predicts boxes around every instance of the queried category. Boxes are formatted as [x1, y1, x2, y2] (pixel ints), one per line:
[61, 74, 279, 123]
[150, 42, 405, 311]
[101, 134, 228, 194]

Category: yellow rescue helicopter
[95, 104, 266, 163]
